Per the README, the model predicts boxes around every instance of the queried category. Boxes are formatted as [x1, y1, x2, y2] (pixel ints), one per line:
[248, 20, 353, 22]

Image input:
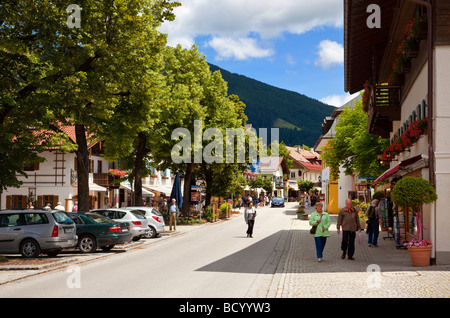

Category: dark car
[66, 212, 132, 253]
[271, 197, 285, 208]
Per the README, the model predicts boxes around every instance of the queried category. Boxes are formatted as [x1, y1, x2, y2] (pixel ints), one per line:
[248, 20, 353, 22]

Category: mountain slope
[209, 64, 335, 148]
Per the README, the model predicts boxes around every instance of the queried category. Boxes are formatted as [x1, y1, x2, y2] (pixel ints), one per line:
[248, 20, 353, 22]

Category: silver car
[91, 208, 149, 241]
[0, 210, 78, 258]
[124, 207, 165, 238]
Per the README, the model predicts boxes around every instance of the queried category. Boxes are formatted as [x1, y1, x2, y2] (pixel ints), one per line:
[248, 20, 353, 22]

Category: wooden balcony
[93, 173, 120, 188]
[367, 85, 401, 139]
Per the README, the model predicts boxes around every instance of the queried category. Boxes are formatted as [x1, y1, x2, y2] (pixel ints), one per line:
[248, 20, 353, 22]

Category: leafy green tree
[298, 180, 314, 193]
[1, 0, 180, 211]
[321, 99, 389, 181]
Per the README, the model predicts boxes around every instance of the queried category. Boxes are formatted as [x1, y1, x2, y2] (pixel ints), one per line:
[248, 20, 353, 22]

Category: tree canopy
[321, 99, 389, 181]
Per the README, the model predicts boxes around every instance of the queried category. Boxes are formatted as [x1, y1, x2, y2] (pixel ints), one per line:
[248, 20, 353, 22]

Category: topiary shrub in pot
[392, 176, 437, 266]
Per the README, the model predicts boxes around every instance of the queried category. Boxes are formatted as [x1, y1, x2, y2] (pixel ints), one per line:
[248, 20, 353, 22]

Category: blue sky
[160, 0, 360, 107]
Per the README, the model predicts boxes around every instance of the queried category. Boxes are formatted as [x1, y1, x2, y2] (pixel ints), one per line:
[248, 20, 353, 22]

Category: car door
[0, 213, 26, 252]
[68, 213, 86, 236]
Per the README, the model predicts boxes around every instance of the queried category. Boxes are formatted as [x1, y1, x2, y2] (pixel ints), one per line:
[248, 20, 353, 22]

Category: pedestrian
[72, 202, 78, 212]
[54, 202, 65, 211]
[309, 202, 331, 262]
[337, 198, 361, 260]
[304, 194, 309, 209]
[365, 199, 381, 247]
[169, 198, 179, 231]
[244, 201, 257, 238]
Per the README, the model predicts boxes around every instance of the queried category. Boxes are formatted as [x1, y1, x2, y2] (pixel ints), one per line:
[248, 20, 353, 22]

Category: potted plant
[392, 176, 437, 267]
[296, 207, 307, 220]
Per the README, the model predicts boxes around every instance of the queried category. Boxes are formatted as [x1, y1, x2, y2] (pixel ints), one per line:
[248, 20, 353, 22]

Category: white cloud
[315, 40, 344, 69]
[159, 0, 343, 60]
[207, 37, 274, 60]
[320, 92, 360, 107]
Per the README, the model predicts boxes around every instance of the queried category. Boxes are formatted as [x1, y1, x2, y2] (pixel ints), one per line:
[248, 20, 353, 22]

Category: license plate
[122, 228, 128, 232]
[64, 228, 73, 234]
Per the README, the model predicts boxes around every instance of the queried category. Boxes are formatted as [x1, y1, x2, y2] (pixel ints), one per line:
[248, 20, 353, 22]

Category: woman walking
[309, 202, 331, 262]
[244, 202, 257, 238]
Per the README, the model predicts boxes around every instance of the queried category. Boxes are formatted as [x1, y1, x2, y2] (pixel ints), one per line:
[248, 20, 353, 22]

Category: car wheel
[100, 245, 115, 252]
[148, 226, 157, 238]
[20, 239, 41, 258]
[79, 234, 97, 253]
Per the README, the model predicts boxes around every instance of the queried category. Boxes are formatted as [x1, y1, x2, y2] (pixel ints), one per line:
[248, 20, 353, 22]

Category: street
[1, 202, 450, 299]
[0, 202, 293, 298]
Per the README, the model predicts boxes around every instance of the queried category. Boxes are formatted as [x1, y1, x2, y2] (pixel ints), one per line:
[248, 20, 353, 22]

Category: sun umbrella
[170, 172, 183, 210]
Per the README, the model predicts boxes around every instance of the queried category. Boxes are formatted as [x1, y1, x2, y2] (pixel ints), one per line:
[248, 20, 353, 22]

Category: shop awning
[143, 185, 171, 196]
[374, 155, 426, 185]
[121, 183, 155, 197]
[89, 183, 107, 192]
[288, 182, 298, 191]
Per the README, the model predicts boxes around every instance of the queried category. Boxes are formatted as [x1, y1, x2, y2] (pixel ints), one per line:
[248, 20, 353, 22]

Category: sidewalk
[273, 205, 450, 298]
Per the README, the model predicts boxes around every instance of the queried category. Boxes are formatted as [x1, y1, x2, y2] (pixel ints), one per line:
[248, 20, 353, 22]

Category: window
[24, 213, 49, 225]
[290, 172, 296, 179]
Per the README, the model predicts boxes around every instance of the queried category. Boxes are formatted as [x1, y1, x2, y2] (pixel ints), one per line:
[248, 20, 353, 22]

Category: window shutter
[53, 196, 59, 208]
[37, 196, 43, 209]
[22, 196, 27, 209]
[6, 196, 12, 209]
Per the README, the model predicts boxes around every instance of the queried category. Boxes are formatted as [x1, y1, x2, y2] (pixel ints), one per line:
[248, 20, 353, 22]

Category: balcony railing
[367, 85, 401, 138]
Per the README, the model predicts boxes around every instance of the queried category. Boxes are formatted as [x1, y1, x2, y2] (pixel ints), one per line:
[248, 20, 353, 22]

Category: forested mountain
[209, 64, 336, 148]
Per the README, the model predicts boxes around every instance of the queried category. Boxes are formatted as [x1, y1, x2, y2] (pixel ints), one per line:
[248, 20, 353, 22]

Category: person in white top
[244, 202, 257, 238]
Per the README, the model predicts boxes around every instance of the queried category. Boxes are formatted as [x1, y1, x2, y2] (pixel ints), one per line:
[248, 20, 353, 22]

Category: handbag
[310, 214, 323, 235]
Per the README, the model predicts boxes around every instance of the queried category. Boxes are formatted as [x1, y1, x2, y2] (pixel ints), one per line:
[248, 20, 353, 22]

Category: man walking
[337, 199, 361, 260]
[169, 198, 179, 232]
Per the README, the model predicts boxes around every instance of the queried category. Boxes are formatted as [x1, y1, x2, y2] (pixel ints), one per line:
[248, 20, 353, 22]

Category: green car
[66, 212, 133, 253]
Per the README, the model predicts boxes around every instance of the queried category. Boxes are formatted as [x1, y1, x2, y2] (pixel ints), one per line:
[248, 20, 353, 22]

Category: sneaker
[348, 257, 355, 260]
[318, 258, 322, 262]
[368, 244, 372, 247]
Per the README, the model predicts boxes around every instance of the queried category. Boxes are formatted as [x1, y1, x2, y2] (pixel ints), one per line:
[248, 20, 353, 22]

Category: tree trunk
[133, 132, 147, 206]
[75, 124, 90, 212]
[203, 163, 213, 207]
[182, 162, 194, 217]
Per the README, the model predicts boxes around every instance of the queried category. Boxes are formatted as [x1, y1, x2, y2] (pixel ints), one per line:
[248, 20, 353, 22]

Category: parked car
[65, 212, 133, 253]
[0, 210, 78, 258]
[271, 197, 285, 208]
[124, 207, 165, 238]
[91, 208, 149, 241]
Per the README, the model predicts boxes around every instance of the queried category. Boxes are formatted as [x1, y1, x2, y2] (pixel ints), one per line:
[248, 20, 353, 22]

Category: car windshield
[273, 198, 283, 202]
[52, 212, 74, 225]
[86, 213, 116, 224]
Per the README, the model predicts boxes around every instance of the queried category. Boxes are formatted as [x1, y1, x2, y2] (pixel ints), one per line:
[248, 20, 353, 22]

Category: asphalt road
[0, 202, 296, 298]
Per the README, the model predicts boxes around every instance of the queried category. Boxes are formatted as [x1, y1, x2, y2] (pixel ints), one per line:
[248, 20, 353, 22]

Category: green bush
[392, 177, 437, 208]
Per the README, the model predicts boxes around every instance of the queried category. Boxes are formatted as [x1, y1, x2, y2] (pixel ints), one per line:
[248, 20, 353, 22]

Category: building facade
[345, 0, 450, 264]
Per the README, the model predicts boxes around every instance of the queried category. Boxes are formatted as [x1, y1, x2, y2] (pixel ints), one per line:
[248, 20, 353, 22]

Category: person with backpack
[365, 199, 382, 247]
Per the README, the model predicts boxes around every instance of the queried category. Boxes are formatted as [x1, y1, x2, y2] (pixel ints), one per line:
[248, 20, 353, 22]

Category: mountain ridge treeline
[209, 64, 336, 148]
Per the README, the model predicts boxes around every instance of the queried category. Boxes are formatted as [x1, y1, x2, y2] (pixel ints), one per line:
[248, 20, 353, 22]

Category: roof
[285, 146, 322, 171]
[344, 0, 398, 93]
[32, 124, 97, 150]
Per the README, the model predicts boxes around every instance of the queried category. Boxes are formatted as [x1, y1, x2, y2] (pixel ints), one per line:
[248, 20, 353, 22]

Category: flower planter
[416, 23, 428, 41]
[302, 214, 309, 220]
[407, 245, 432, 267]
[401, 59, 412, 73]
[407, 42, 420, 58]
